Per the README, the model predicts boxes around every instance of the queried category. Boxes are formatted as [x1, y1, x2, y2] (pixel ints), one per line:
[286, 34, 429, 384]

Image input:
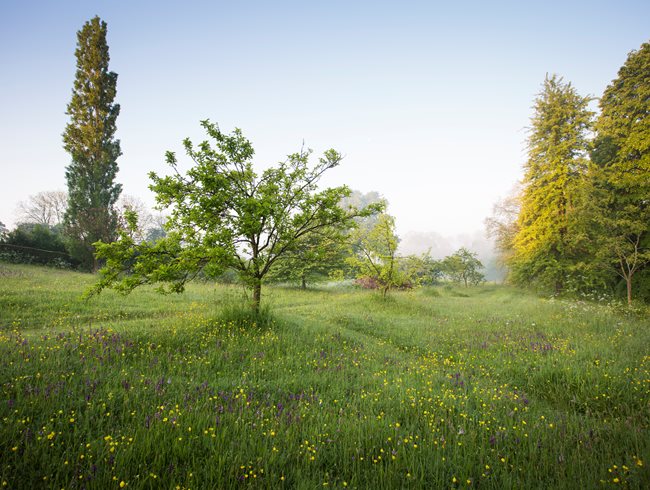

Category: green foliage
[442, 247, 485, 287]
[91, 120, 379, 311]
[3, 223, 66, 253]
[511, 75, 594, 292]
[347, 213, 408, 296]
[1, 264, 649, 488]
[267, 229, 349, 288]
[399, 251, 443, 286]
[63, 16, 122, 271]
[0, 223, 76, 267]
[587, 42, 650, 305]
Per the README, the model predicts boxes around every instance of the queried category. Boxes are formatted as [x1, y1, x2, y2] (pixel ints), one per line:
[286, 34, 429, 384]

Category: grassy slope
[0, 263, 648, 489]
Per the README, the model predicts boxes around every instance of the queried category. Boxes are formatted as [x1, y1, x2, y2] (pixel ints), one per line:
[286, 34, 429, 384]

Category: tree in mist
[145, 213, 169, 244]
[442, 247, 485, 287]
[485, 184, 520, 272]
[115, 195, 158, 244]
[341, 190, 385, 230]
[347, 213, 406, 297]
[63, 16, 122, 271]
[399, 251, 443, 286]
[511, 75, 593, 292]
[17, 191, 68, 227]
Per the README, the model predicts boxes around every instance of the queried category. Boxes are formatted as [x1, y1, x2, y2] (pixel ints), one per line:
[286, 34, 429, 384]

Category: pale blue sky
[1, 0, 648, 237]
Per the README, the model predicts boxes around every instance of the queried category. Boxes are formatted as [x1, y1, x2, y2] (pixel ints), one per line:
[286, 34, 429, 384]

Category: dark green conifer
[63, 16, 121, 271]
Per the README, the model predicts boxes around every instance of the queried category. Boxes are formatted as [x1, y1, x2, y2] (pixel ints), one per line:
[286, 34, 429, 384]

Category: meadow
[0, 263, 648, 489]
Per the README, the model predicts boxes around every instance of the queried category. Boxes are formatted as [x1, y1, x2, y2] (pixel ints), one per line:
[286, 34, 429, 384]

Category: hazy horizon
[2, 1, 648, 240]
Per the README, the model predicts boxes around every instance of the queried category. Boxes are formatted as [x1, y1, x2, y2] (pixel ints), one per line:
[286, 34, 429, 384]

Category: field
[0, 263, 648, 489]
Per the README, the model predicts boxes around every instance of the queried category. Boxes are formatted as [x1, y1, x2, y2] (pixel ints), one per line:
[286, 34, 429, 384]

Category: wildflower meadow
[0, 264, 648, 488]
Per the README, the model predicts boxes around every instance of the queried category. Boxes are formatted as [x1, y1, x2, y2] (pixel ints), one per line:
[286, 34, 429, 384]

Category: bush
[354, 276, 413, 290]
[0, 223, 78, 268]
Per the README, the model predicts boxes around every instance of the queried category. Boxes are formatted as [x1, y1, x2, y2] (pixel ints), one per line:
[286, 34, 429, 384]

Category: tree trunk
[626, 275, 633, 307]
[252, 281, 262, 313]
[301, 275, 307, 290]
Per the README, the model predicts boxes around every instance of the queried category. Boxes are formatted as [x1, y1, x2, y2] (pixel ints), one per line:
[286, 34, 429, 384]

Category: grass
[0, 263, 648, 489]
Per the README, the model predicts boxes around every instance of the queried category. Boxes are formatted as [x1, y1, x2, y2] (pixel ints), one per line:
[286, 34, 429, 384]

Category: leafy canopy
[90, 120, 379, 309]
[267, 228, 349, 288]
[347, 213, 405, 297]
[442, 247, 485, 287]
[511, 74, 593, 291]
[588, 41, 650, 304]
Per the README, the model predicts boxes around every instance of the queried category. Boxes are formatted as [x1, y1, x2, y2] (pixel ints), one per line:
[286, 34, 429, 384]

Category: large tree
[90, 120, 378, 311]
[511, 75, 594, 292]
[588, 42, 650, 305]
[17, 191, 68, 227]
[63, 16, 122, 271]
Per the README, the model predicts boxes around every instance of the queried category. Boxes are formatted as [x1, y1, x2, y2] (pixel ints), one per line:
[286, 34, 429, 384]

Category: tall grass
[0, 263, 648, 488]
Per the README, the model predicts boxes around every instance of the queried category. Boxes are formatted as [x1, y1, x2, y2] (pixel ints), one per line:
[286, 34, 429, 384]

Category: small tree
[442, 248, 485, 287]
[268, 229, 348, 289]
[63, 16, 122, 271]
[399, 251, 443, 286]
[90, 120, 378, 312]
[347, 213, 405, 297]
[485, 184, 520, 270]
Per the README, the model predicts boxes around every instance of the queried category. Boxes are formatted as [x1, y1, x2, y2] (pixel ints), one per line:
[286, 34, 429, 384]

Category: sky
[1, 0, 648, 241]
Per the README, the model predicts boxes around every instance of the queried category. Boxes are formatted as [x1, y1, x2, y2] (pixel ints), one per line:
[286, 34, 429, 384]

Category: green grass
[1, 263, 648, 489]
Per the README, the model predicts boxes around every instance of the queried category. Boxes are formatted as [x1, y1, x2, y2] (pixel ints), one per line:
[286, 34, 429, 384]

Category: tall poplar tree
[511, 75, 593, 292]
[589, 42, 650, 305]
[63, 16, 122, 271]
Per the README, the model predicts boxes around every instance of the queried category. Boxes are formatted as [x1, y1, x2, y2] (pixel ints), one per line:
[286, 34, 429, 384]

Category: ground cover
[0, 264, 648, 488]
